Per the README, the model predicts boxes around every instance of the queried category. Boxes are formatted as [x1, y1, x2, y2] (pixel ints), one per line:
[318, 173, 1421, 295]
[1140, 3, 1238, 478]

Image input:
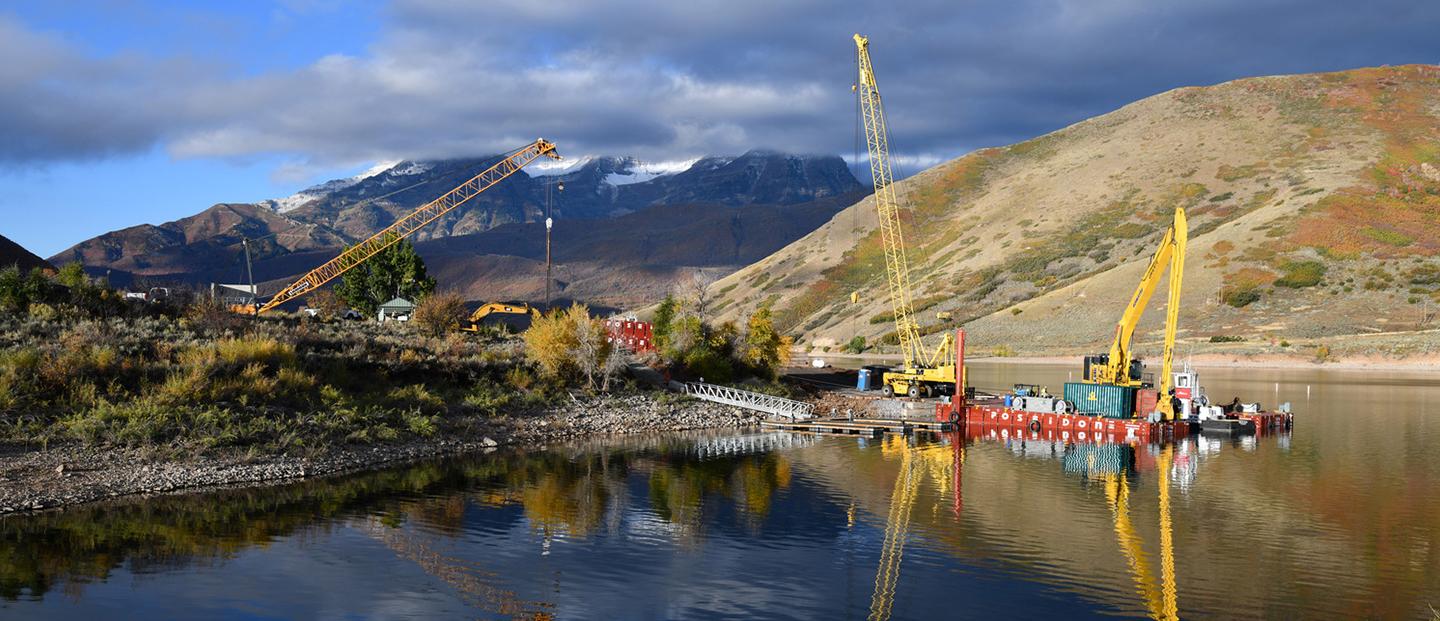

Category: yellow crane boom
[255, 139, 561, 314]
[855, 34, 924, 369]
[854, 34, 956, 399]
[1085, 207, 1187, 419]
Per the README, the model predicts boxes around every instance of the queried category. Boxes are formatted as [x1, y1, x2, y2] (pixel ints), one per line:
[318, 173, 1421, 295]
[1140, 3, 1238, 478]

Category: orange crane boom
[255, 139, 561, 314]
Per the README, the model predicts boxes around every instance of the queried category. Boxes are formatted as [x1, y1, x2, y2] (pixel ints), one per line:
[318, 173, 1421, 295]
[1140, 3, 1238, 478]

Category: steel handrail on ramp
[690, 432, 818, 459]
[683, 382, 815, 420]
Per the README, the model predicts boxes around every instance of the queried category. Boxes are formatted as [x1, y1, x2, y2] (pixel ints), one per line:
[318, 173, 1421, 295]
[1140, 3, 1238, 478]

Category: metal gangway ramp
[683, 382, 815, 420]
[690, 432, 819, 459]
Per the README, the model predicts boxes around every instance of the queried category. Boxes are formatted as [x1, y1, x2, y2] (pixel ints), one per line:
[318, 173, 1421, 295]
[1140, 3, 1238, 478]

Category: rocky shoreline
[0, 393, 766, 515]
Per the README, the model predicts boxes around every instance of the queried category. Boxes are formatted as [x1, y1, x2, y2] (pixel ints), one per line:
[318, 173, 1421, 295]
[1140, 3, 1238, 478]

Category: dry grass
[0, 310, 565, 452]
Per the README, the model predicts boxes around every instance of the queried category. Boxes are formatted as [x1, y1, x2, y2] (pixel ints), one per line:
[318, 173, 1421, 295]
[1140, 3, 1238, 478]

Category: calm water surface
[2, 364, 1437, 619]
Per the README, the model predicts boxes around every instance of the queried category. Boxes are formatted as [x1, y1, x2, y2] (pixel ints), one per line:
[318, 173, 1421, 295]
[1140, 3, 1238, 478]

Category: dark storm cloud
[2, 0, 1438, 170]
[0, 16, 203, 164]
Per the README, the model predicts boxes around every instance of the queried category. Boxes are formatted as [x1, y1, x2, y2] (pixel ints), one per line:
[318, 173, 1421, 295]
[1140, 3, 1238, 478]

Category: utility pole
[242, 238, 257, 315]
[544, 180, 563, 310]
[545, 216, 553, 309]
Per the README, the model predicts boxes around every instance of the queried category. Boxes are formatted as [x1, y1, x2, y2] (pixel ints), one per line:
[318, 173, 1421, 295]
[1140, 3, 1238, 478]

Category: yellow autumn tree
[523, 303, 613, 389]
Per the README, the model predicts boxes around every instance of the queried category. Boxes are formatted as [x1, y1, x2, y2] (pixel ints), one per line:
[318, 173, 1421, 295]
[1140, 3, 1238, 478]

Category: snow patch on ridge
[261, 160, 402, 213]
[604, 158, 701, 186]
[529, 155, 594, 177]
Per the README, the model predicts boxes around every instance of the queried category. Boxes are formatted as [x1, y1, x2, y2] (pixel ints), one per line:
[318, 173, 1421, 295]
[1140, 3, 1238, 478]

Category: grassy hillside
[709, 65, 1440, 359]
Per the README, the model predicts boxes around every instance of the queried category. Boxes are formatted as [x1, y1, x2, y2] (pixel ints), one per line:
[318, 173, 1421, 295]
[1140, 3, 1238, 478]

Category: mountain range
[707, 65, 1440, 358]
[50, 151, 863, 307]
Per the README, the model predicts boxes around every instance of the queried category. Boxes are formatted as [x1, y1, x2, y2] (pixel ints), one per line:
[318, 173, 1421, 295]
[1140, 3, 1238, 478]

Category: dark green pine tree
[334, 237, 436, 315]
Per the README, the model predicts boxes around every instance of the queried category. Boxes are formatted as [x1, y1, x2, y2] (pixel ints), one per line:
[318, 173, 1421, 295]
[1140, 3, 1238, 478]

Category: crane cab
[1083, 354, 1148, 387]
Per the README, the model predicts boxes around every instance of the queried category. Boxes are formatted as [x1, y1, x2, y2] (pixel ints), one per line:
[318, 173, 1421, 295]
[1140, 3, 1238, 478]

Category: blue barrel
[1003, 394, 1014, 407]
[857, 369, 871, 391]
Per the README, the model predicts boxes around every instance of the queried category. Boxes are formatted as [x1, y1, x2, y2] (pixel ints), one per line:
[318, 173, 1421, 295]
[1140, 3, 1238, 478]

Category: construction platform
[939, 400, 1292, 444]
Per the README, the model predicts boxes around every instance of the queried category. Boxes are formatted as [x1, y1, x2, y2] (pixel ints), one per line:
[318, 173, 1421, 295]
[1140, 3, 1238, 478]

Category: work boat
[1169, 362, 1293, 434]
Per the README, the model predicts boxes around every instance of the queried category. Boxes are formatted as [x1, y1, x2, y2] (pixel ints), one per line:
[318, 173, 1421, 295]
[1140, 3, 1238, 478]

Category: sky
[2, 0, 1439, 257]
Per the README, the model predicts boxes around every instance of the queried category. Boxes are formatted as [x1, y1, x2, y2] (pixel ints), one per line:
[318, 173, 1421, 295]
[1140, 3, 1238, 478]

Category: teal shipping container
[1063, 382, 1138, 419]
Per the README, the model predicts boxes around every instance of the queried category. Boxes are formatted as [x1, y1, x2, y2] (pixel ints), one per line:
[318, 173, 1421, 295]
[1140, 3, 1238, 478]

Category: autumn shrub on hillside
[1275, 260, 1327, 288]
[412, 291, 467, 336]
[646, 299, 792, 385]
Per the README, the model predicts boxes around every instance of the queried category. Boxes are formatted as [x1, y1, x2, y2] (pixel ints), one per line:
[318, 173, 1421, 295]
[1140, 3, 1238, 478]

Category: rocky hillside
[49, 151, 862, 302]
[234, 190, 863, 309]
[709, 65, 1440, 358]
[0, 235, 53, 273]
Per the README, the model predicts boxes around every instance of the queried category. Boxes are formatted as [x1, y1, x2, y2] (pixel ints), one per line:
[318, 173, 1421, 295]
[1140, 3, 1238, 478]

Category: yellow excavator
[854, 34, 960, 400]
[1079, 207, 1187, 420]
[460, 302, 541, 332]
[1104, 447, 1180, 620]
[253, 139, 561, 315]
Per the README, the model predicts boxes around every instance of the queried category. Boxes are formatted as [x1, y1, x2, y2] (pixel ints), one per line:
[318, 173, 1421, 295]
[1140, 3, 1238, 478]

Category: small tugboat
[1169, 362, 1292, 434]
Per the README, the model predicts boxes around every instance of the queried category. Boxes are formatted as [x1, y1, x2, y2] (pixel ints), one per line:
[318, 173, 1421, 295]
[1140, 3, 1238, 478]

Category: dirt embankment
[0, 394, 763, 515]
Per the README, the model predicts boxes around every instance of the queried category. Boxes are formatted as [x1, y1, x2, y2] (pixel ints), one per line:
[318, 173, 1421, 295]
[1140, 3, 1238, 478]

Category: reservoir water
[2, 363, 1437, 619]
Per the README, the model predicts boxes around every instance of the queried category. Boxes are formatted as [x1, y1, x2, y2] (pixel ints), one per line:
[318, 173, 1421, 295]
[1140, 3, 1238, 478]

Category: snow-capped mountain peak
[261, 160, 402, 213]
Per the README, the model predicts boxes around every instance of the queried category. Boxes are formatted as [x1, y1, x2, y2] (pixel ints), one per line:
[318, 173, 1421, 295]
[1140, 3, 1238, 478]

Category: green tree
[743, 306, 782, 375]
[55, 262, 88, 289]
[0, 265, 25, 312]
[0, 265, 61, 314]
[651, 294, 678, 352]
[334, 238, 436, 315]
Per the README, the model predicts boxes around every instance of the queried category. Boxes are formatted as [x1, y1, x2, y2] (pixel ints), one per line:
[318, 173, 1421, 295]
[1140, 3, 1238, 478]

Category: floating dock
[761, 416, 955, 436]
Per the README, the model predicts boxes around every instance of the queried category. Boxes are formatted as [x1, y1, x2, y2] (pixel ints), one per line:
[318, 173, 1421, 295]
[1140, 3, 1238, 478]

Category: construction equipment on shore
[460, 302, 541, 332]
[853, 34, 960, 399]
[1072, 207, 1187, 420]
[253, 139, 561, 314]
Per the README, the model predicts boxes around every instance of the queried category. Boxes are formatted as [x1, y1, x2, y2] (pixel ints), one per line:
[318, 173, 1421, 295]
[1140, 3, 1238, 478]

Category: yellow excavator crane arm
[255, 139, 561, 314]
[855, 34, 957, 399]
[1087, 208, 1187, 419]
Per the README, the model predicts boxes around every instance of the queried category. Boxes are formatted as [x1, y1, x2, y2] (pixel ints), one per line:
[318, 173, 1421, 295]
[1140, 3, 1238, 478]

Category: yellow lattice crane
[255, 139, 561, 314]
[869, 435, 921, 621]
[854, 34, 958, 399]
[1082, 207, 1187, 420]
[867, 436, 961, 621]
